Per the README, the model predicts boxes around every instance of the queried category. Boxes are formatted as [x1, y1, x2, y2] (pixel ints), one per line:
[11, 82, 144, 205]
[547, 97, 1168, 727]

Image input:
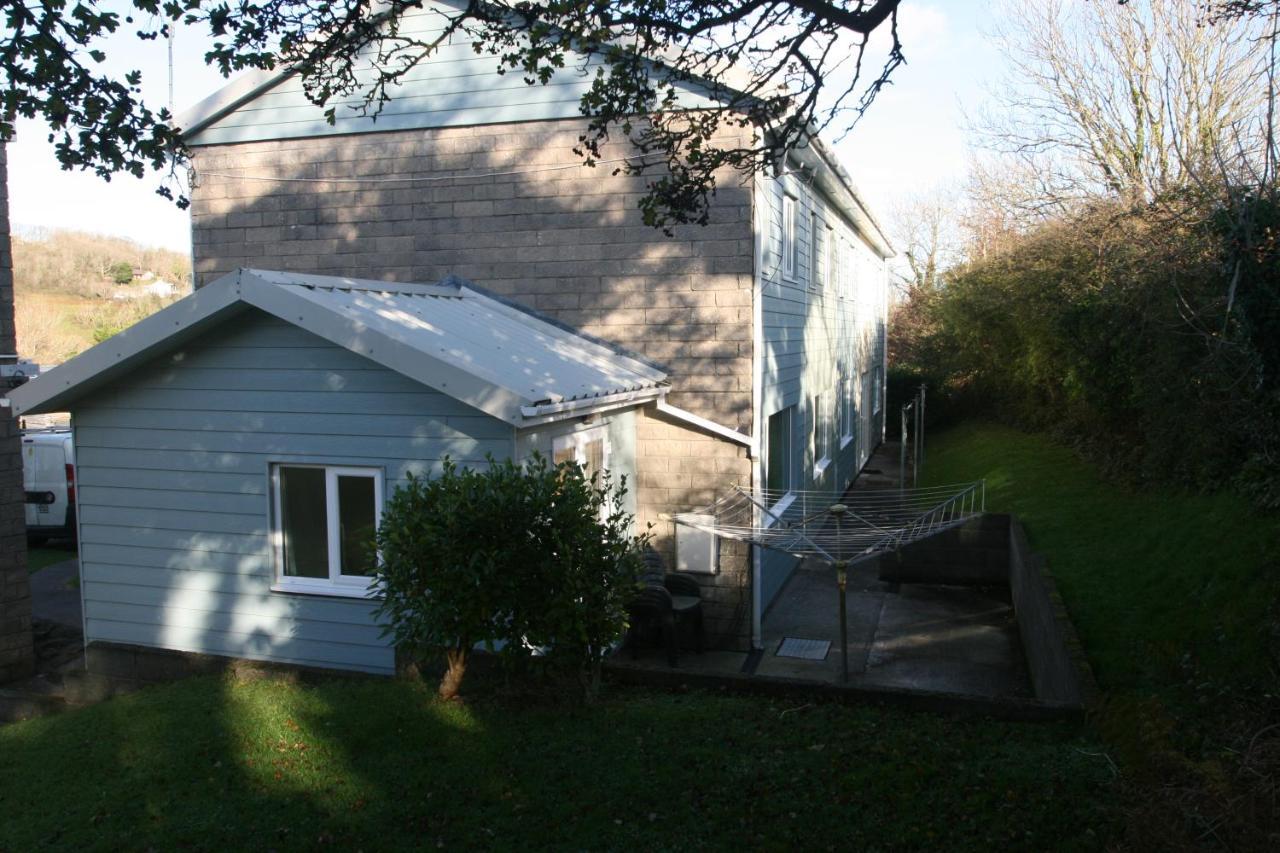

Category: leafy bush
[373, 454, 646, 701]
[895, 194, 1280, 503]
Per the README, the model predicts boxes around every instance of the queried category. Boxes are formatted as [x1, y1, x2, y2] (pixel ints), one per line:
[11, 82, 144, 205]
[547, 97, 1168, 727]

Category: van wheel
[27, 535, 47, 547]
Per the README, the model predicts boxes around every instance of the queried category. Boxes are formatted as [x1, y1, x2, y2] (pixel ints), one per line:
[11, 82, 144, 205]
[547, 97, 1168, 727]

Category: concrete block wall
[636, 407, 753, 649]
[189, 118, 759, 648]
[0, 144, 34, 683]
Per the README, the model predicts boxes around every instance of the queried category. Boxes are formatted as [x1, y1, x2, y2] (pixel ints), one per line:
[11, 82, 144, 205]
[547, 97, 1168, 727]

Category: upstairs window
[273, 465, 383, 597]
[810, 212, 823, 291]
[781, 195, 798, 280]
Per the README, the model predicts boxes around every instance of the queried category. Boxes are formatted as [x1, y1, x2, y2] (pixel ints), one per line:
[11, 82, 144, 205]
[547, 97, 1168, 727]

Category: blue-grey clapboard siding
[756, 166, 889, 610]
[75, 308, 515, 674]
[187, 3, 718, 147]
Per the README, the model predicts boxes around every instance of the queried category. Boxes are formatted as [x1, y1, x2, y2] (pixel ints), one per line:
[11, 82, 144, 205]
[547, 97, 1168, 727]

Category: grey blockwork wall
[73, 309, 514, 674]
[755, 166, 889, 612]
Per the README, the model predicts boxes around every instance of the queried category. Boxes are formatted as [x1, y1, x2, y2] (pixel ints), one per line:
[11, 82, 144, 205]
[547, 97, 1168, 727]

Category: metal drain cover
[776, 637, 831, 660]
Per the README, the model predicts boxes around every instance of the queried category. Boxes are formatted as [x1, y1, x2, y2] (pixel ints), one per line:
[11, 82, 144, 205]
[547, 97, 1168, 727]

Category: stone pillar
[0, 144, 34, 683]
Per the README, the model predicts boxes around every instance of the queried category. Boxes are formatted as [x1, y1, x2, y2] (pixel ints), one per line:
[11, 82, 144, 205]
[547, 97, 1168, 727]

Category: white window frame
[813, 392, 832, 477]
[841, 375, 856, 448]
[781, 195, 798, 281]
[809, 212, 823, 292]
[271, 464, 385, 598]
[552, 426, 611, 478]
[873, 365, 884, 415]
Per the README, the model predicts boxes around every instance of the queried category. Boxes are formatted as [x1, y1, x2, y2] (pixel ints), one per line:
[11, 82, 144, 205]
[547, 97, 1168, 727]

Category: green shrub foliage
[894, 192, 1280, 503]
[373, 454, 647, 701]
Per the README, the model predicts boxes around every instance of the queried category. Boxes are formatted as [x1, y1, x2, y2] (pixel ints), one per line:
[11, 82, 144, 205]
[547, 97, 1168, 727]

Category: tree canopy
[2, 0, 904, 226]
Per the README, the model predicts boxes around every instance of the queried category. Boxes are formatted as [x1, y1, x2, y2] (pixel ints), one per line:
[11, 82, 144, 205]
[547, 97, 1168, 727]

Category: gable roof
[10, 269, 667, 425]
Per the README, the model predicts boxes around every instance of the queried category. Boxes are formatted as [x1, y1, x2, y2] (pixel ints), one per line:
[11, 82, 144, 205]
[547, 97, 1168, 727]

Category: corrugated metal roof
[259, 270, 666, 407]
[11, 268, 667, 425]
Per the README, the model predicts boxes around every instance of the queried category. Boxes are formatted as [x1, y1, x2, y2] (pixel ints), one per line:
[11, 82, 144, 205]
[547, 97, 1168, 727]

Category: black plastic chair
[626, 548, 705, 666]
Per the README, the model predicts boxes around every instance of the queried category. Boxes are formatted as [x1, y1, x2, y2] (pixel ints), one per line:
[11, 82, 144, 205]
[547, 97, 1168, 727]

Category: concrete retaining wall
[878, 513, 1010, 586]
[877, 511, 1094, 709]
[1008, 518, 1095, 707]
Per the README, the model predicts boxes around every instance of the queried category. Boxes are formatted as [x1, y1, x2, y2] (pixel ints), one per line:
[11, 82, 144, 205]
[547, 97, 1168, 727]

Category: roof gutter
[519, 386, 665, 427]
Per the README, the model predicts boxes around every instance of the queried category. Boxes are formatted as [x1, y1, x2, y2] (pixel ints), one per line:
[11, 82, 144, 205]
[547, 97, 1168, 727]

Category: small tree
[373, 454, 646, 701]
[108, 261, 134, 284]
[517, 456, 647, 702]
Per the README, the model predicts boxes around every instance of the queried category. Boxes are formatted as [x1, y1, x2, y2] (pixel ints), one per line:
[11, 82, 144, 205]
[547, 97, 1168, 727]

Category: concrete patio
[607, 442, 1038, 707]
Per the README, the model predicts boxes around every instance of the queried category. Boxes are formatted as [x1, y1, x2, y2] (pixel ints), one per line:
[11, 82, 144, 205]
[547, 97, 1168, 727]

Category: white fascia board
[9, 274, 249, 416]
[787, 141, 894, 258]
[239, 273, 531, 425]
[177, 69, 294, 145]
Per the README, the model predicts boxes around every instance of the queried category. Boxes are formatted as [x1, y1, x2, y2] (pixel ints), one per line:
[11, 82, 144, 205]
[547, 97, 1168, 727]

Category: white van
[22, 429, 76, 544]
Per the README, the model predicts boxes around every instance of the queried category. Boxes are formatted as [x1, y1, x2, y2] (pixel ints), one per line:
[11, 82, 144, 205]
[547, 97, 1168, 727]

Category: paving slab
[756, 565, 884, 683]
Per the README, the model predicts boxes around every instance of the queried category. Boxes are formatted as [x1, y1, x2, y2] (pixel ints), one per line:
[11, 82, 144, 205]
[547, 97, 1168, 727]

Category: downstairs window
[272, 464, 384, 597]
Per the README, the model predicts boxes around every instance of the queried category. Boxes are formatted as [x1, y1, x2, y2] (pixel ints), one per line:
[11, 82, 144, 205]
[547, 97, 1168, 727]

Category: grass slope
[0, 677, 1112, 851]
[922, 423, 1279, 698]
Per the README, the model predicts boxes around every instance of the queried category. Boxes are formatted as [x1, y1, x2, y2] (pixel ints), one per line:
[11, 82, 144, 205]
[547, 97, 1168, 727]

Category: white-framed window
[809, 212, 823, 291]
[873, 365, 884, 415]
[766, 406, 795, 508]
[272, 464, 384, 597]
[840, 374, 855, 447]
[812, 392, 832, 475]
[781, 195, 798, 281]
[552, 426, 609, 482]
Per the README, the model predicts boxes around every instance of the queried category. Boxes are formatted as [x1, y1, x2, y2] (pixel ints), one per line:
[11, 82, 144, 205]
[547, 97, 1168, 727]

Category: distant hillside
[12, 229, 192, 366]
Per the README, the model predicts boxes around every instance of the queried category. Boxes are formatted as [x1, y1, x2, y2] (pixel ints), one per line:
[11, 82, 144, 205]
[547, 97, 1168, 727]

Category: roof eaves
[177, 68, 294, 145]
[9, 272, 249, 416]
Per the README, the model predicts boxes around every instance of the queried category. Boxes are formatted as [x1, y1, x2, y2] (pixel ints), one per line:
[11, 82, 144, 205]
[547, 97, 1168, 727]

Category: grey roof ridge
[450, 274, 671, 377]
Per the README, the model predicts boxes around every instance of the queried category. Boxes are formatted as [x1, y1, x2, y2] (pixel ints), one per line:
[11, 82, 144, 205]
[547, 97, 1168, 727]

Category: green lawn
[27, 542, 76, 574]
[0, 675, 1113, 851]
[7, 422, 1274, 849]
[921, 422, 1279, 699]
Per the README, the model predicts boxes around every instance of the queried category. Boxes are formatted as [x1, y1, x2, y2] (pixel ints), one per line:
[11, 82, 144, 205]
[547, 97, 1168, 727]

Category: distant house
[111, 279, 180, 301]
[13, 0, 890, 675]
[11, 269, 665, 673]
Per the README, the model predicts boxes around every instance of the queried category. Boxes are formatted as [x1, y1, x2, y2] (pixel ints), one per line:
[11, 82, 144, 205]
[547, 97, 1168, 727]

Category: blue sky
[6, 1, 999, 252]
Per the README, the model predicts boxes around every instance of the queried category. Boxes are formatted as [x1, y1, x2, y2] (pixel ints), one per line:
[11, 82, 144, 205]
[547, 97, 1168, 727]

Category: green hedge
[894, 193, 1280, 504]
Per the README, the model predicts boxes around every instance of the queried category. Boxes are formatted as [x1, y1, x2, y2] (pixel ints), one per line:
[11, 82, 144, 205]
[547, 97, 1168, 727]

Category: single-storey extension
[10, 268, 666, 674]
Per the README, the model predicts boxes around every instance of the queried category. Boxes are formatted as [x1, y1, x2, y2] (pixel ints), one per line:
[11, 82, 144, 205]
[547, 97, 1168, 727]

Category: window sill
[813, 457, 832, 478]
[271, 579, 381, 600]
[840, 435, 854, 450]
